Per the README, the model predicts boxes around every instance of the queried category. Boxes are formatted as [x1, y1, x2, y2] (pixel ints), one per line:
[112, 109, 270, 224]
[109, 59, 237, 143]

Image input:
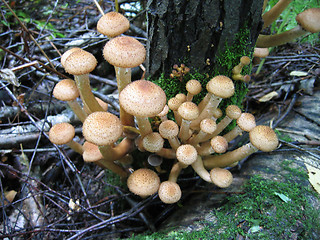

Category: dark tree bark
[146, 0, 264, 79]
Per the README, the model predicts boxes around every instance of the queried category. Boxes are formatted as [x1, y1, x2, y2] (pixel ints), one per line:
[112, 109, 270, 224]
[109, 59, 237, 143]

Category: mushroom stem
[191, 155, 212, 183]
[74, 74, 104, 113]
[115, 66, 135, 127]
[262, 0, 293, 30]
[66, 141, 84, 155]
[178, 119, 192, 142]
[67, 99, 88, 122]
[136, 117, 153, 138]
[256, 26, 307, 48]
[203, 142, 257, 169]
[168, 162, 183, 182]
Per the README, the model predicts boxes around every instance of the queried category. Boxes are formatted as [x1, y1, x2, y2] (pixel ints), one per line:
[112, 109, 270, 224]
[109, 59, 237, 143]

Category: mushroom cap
[176, 144, 198, 165]
[186, 79, 202, 95]
[158, 181, 182, 204]
[249, 125, 279, 152]
[240, 56, 251, 66]
[103, 36, 146, 68]
[206, 75, 235, 98]
[119, 80, 166, 117]
[82, 111, 123, 146]
[296, 8, 320, 33]
[157, 105, 169, 118]
[63, 49, 97, 75]
[49, 122, 75, 145]
[253, 47, 270, 58]
[210, 168, 233, 188]
[82, 141, 103, 162]
[127, 168, 160, 198]
[177, 102, 199, 121]
[53, 79, 79, 101]
[213, 108, 223, 119]
[167, 97, 182, 111]
[142, 132, 165, 153]
[236, 113, 256, 132]
[61, 48, 81, 68]
[159, 120, 179, 139]
[148, 154, 163, 167]
[200, 118, 217, 134]
[175, 93, 187, 103]
[97, 12, 130, 37]
[226, 105, 242, 119]
[210, 136, 228, 154]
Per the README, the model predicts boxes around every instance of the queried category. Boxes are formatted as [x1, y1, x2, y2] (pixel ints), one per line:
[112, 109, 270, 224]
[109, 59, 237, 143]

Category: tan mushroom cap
[127, 168, 160, 198]
[97, 12, 130, 38]
[49, 122, 75, 145]
[53, 79, 79, 101]
[63, 49, 97, 75]
[200, 118, 217, 134]
[226, 105, 242, 119]
[159, 120, 179, 139]
[240, 56, 251, 66]
[158, 181, 182, 204]
[82, 141, 103, 162]
[249, 125, 279, 152]
[178, 102, 199, 121]
[175, 93, 187, 103]
[157, 104, 169, 118]
[206, 75, 235, 98]
[82, 111, 123, 146]
[142, 132, 165, 153]
[168, 97, 182, 111]
[176, 144, 198, 165]
[210, 136, 228, 154]
[61, 48, 81, 68]
[237, 113, 256, 132]
[119, 80, 166, 117]
[210, 168, 233, 188]
[296, 8, 320, 33]
[103, 36, 146, 68]
[186, 79, 202, 95]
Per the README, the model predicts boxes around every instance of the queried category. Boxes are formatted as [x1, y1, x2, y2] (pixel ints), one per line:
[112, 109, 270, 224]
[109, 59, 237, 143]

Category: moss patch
[128, 161, 320, 239]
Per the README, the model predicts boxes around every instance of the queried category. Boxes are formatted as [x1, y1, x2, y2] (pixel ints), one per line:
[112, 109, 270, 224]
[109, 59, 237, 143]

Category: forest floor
[0, 1, 320, 239]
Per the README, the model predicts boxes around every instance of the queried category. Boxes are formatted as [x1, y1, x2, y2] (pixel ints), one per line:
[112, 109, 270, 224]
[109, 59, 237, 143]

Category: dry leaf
[289, 70, 308, 77]
[258, 91, 279, 102]
[305, 163, 320, 195]
[4, 190, 17, 203]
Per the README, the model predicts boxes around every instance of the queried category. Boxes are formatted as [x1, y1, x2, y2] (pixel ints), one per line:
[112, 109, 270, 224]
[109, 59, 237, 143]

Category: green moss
[128, 161, 320, 239]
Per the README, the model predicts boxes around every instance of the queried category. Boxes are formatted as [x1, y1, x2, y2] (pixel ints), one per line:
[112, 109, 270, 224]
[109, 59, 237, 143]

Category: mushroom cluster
[49, 11, 279, 204]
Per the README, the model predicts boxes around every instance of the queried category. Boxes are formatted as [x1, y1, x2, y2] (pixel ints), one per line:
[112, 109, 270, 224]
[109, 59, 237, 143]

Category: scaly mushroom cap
[159, 120, 179, 139]
[249, 125, 279, 152]
[168, 97, 182, 111]
[97, 12, 130, 38]
[236, 113, 256, 132]
[186, 79, 202, 96]
[176, 144, 198, 165]
[103, 36, 146, 68]
[206, 75, 235, 98]
[119, 80, 166, 117]
[82, 141, 103, 162]
[63, 49, 97, 75]
[240, 56, 251, 66]
[210, 136, 228, 154]
[296, 8, 320, 33]
[60, 48, 81, 68]
[210, 168, 233, 188]
[158, 181, 182, 204]
[82, 111, 123, 146]
[200, 118, 217, 134]
[127, 168, 160, 198]
[178, 102, 199, 121]
[49, 122, 75, 145]
[142, 132, 165, 153]
[53, 79, 79, 101]
[226, 105, 242, 119]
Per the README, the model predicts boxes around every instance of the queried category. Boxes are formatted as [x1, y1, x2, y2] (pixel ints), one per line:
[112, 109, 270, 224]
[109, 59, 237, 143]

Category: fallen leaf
[258, 91, 278, 102]
[289, 70, 308, 77]
[274, 192, 291, 203]
[305, 163, 320, 195]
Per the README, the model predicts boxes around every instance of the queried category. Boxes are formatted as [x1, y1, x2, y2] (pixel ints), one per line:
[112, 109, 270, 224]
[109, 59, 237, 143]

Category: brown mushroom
[97, 12, 129, 38]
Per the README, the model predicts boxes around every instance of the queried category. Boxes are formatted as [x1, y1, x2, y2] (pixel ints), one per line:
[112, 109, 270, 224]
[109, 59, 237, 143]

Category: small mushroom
[97, 12, 129, 38]
[158, 181, 182, 204]
[127, 168, 160, 198]
[210, 168, 233, 188]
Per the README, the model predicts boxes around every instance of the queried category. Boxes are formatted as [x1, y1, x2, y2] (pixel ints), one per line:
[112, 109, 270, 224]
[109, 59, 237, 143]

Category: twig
[272, 93, 297, 129]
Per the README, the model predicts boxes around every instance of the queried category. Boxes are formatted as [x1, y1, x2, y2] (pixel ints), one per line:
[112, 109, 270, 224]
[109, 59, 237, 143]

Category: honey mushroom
[158, 120, 181, 151]
[177, 102, 199, 142]
[53, 79, 88, 122]
[203, 125, 279, 169]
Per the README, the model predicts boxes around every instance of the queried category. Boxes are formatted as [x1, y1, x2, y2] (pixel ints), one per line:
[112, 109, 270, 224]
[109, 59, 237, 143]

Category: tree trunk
[146, 0, 264, 79]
